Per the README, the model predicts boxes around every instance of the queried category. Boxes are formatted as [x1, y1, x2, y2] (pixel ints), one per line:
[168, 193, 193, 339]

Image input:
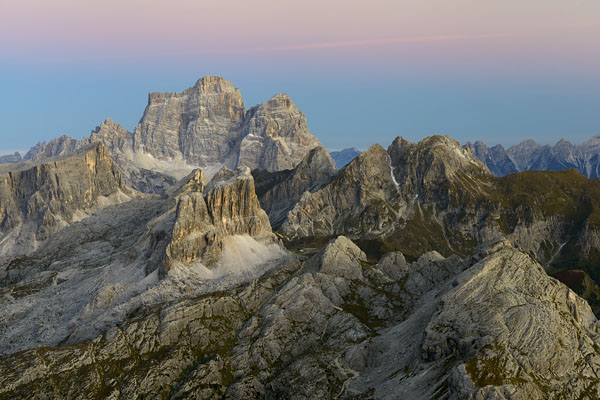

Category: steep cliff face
[163, 167, 273, 274]
[388, 135, 491, 202]
[90, 118, 179, 195]
[238, 93, 321, 171]
[0, 143, 130, 254]
[254, 146, 337, 228]
[282, 143, 401, 239]
[132, 79, 321, 172]
[133, 76, 246, 166]
[0, 166, 280, 358]
[282, 135, 489, 243]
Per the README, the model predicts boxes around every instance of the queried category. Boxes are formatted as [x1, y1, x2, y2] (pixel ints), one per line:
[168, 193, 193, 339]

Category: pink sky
[2, 0, 599, 71]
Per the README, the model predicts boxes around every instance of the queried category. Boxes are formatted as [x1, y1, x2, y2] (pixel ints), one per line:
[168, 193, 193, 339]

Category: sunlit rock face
[238, 93, 322, 171]
[132, 76, 321, 172]
[133, 76, 247, 166]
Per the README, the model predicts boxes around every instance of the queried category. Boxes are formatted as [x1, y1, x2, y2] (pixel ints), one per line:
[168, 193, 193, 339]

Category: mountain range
[0, 76, 321, 195]
[466, 135, 600, 177]
[3, 77, 600, 398]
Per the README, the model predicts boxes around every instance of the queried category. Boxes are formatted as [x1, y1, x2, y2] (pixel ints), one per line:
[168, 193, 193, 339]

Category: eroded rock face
[238, 93, 321, 171]
[387, 135, 491, 201]
[205, 167, 271, 237]
[133, 76, 246, 166]
[254, 146, 337, 228]
[23, 135, 90, 163]
[0, 163, 281, 358]
[285, 135, 487, 238]
[0, 143, 130, 253]
[424, 244, 600, 399]
[130, 77, 321, 172]
[163, 167, 273, 273]
[90, 118, 133, 156]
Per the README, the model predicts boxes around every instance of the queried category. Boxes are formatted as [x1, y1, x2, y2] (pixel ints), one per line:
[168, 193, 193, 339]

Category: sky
[1, 0, 600, 153]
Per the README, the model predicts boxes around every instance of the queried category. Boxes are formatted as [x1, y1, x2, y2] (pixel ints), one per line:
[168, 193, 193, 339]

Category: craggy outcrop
[238, 93, 321, 171]
[254, 146, 337, 228]
[133, 76, 246, 166]
[163, 167, 273, 274]
[0, 143, 130, 253]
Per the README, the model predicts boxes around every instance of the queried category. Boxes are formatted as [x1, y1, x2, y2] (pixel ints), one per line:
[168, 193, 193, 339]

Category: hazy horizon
[2, 0, 599, 151]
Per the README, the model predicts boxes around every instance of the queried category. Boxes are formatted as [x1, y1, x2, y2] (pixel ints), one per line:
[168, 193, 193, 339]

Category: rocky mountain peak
[130, 77, 320, 172]
[191, 75, 238, 94]
[133, 76, 246, 164]
[253, 146, 337, 228]
[555, 138, 572, 147]
[237, 92, 320, 171]
[164, 166, 272, 273]
[466, 140, 488, 154]
[94, 118, 121, 131]
[583, 134, 600, 148]
[513, 138, 541, 149]
[205, 166, 250, 192]
[264, 93, 295, 109]
[295, 145, 337, 174]
[465, 141, 518, 176]
[0, 152, 22, 164]
[173, 168, 207, 197]
[203, 166, 270, 237]
[472, 134, 600, 178]
[90, 118, 132, 154]
[23, 134, 87, 163]
[388, 135, 490, 194]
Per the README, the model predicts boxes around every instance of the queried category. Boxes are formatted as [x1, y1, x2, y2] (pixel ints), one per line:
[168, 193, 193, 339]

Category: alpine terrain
[2, 77, 600, 399]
